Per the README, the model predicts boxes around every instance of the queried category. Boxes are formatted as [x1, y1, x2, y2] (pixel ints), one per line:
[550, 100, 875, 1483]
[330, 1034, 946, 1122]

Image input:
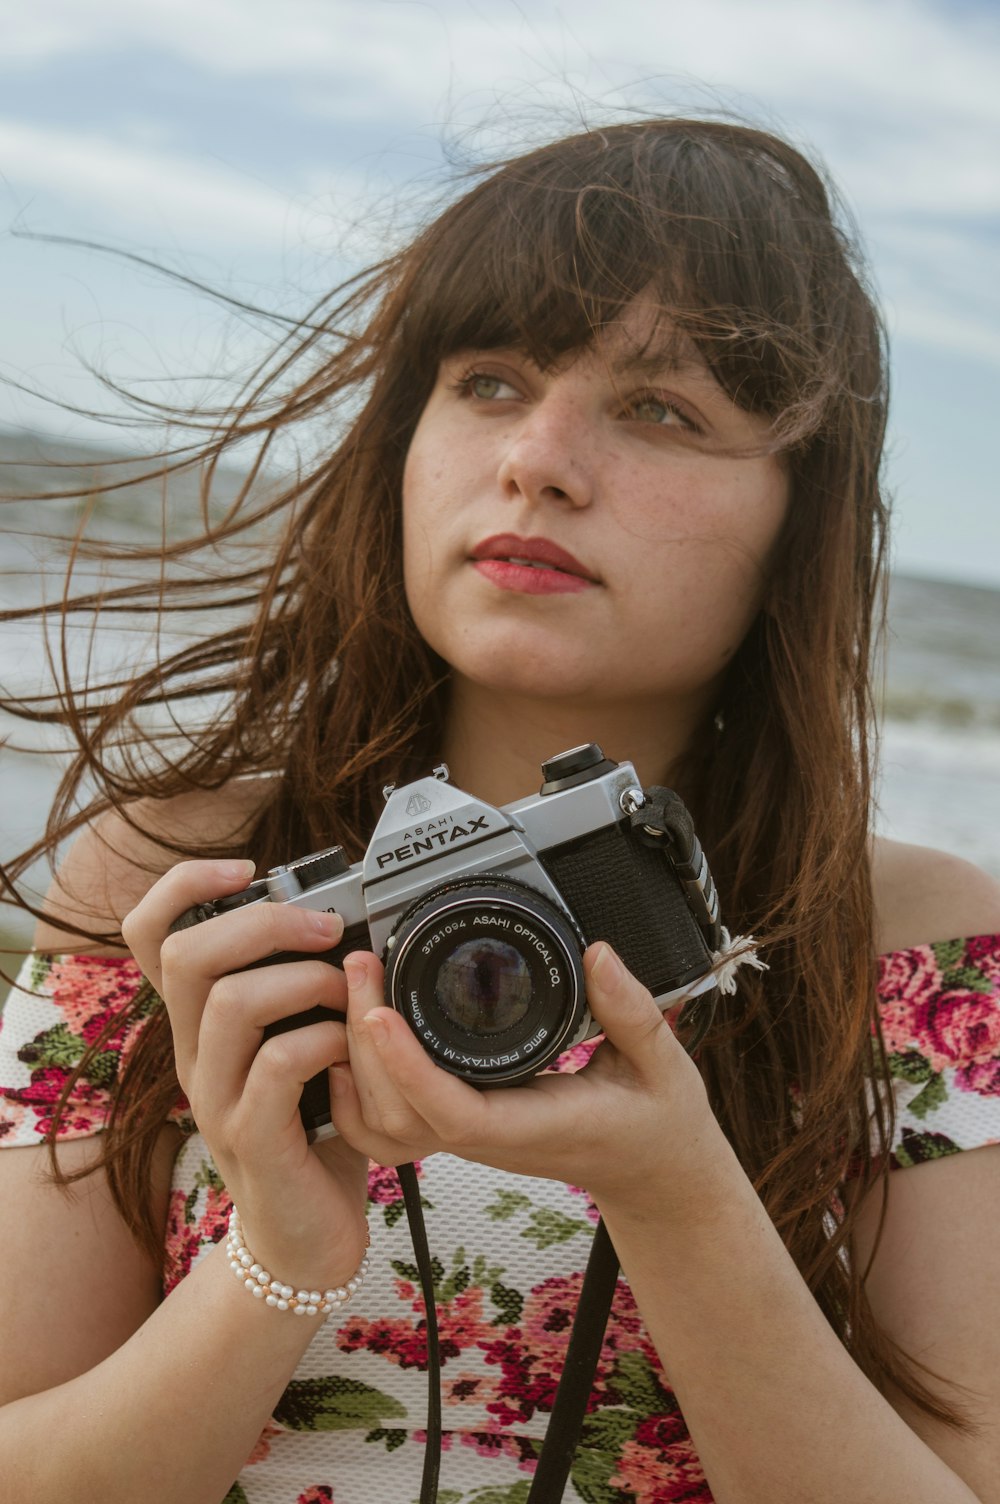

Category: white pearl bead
[252, 1286, 265, 1299]
[296, 1290, 310, 1304]
[309, 1291, 321, 1305]
[347, 1279, 358, 1292]
[265, 1295, 278, 1307]
[334, 1287, 347, 1301]
[276, 1299, 289, 1311]
[305, 1305, 318, 1316]
[292, 1305, 305, 1316]
[256, 1271, 269, 1286]
[240, 1253, 253, 1268]
[236, 1247, 249, 1261]
[281, 1284, 294, 1300]
[249, 1264, 262, 1278]
[323, 1291, 337, 1303]
[244, 1278, 256, 1291]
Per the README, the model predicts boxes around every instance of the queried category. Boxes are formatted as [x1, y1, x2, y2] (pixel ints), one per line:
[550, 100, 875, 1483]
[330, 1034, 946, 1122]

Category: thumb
[583, 942, 680, 1063]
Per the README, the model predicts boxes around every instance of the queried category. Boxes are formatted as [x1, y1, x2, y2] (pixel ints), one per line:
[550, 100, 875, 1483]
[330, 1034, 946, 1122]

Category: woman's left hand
[331, 941, 724, 1213]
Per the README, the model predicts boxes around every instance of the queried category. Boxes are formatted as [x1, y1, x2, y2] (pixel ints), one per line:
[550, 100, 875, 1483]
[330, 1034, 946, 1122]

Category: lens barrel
[383, 879, 586, 1084]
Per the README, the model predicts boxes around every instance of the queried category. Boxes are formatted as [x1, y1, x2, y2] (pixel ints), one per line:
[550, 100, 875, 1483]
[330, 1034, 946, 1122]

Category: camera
[173, 745, 721, 1139]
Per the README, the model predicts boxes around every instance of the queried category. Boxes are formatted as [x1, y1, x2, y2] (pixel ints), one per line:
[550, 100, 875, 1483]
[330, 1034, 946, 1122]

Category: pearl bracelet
[226, 1206, 371, 1318]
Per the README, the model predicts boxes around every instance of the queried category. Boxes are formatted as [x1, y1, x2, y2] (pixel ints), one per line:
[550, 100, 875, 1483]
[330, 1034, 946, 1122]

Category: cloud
[0, 118, 336, 246]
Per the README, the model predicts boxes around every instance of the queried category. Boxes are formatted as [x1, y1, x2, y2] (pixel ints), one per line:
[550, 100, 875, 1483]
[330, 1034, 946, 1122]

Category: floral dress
[2, 935, 999, 1504]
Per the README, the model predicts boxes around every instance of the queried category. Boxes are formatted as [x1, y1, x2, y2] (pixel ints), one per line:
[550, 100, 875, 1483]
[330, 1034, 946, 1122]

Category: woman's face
[402, 300, 789, 718]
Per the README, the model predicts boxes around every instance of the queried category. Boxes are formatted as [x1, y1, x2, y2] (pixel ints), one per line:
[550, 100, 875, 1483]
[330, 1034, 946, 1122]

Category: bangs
[396, 121, 881, 441]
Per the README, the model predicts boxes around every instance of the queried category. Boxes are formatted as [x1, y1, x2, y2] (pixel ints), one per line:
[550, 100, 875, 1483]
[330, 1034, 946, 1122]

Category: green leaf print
[195, 1160, 226, 1194]
[467, 1483, 533, 1503]
[273, 1376, 408, 1432]
[365, 1426, 408, 1452]
[887, 1049, 935, 1084]
[485, 1190, 532, 1221]
[612, 1349, 669, 1413]
[894, 1128, 961, 1167]
[940, 964, 995, 995]
[572, 1420, 643, 1502]
[522, 1208, 592, 1249]
[28, 953, 52, 991]
[83, 1049, 118, 1088]
[931, 937, 966, 972]
[489, 1279, 523, 1326]
[25, 1022, 86, 1071]
[221, 1484, 249, 1504]
[907, 1071, 949, 1120]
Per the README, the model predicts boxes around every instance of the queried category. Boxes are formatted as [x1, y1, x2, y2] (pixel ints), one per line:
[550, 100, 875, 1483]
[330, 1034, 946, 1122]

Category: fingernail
[343, 955, 368, 989]
[592, 943, 624, 986]
[221, 859, 256, 882]
[309, 909, 340, 936]
[364, 1014, 389, 1049]
[328, 1066, 349, 1097]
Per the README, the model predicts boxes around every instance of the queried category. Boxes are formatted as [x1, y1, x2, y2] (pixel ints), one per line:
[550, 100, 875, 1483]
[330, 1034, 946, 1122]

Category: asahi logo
[405, 793, 432, 817]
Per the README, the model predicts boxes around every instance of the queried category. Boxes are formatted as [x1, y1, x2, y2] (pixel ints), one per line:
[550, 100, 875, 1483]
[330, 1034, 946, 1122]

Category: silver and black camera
[174, 745, 721, 1138]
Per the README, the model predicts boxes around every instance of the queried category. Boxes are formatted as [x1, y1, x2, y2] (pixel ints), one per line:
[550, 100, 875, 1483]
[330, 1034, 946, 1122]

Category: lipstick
[470, 534, 598, 596]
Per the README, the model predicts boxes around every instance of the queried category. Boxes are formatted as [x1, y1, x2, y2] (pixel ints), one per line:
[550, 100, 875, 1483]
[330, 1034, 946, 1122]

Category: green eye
[470, 375, 504, 399]
[631, 396, 688, 427]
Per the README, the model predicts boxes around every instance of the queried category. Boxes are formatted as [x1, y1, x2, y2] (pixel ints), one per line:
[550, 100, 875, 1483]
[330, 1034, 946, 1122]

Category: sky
[1, 0, 998, 586]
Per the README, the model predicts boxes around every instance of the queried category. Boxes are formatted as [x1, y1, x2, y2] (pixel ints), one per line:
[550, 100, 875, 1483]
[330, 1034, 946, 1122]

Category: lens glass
[434, 938, 532, 1034]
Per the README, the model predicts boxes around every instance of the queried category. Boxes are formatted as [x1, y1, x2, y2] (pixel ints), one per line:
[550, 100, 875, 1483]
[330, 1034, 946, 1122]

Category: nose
[495, 394, 594, 512]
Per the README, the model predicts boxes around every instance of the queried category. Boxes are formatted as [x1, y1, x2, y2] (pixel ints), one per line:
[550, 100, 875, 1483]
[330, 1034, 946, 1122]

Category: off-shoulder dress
[2, 934, 999, 1504]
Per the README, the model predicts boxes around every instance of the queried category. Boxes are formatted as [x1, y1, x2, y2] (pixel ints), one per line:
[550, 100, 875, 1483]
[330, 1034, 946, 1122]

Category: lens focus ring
[383, 878, 587, 1085]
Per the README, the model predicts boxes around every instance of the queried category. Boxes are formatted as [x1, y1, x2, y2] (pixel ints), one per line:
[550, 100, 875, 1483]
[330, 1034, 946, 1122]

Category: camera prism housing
[173, 745, 720, 1138]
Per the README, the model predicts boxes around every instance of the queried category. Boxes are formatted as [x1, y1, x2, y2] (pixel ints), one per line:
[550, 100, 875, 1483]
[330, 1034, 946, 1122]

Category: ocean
[2, 429, 999, 969]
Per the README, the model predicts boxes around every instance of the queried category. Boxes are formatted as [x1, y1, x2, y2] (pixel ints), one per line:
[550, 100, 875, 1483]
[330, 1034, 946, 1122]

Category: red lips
[470, 534, 597, 582]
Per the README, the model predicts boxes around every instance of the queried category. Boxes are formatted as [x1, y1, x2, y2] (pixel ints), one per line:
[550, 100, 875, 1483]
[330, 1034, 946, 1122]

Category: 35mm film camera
[174, 745, 721, 1138]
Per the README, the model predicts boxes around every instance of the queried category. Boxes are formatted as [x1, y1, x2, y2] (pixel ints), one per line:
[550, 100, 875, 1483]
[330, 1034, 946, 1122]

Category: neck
[438, 676, 713, 809]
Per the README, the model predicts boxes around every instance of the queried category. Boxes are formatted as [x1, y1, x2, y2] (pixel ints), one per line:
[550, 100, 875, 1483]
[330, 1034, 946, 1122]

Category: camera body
[175, 745, 720, 1138]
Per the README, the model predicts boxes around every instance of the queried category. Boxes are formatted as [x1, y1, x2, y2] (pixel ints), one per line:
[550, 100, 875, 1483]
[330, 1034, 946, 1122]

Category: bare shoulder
[872, 835, 1000, 955]
[33, 776, 275, 954]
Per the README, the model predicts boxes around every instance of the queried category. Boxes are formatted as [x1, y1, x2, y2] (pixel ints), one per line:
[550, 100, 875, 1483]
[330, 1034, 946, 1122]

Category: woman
[1, 117, 999, 1504]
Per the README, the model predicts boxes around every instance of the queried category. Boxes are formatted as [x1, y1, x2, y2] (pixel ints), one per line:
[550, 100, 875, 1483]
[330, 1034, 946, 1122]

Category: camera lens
[434, 938, 532, 1034]
[383, 878, 587, 1085]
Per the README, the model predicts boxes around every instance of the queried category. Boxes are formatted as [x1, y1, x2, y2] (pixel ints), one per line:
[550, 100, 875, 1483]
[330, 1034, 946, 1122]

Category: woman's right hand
[122, 859, 370, 1294]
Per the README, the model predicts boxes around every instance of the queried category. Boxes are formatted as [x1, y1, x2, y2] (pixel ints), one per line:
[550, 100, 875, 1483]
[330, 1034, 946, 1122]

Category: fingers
[582, 942, 680, 1066]
[124, 860, 347, 1084]
[195, 956, 348, 1113]
[122, 858, 258, 987]
[335, 952, 488, 1155]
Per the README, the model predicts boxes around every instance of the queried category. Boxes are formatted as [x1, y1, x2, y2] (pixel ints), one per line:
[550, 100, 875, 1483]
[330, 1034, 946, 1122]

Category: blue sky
[1, 0, 998, 585]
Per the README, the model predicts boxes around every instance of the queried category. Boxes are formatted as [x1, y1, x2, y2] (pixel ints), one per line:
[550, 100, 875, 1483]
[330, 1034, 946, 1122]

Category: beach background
[2, 426, 998, 1000]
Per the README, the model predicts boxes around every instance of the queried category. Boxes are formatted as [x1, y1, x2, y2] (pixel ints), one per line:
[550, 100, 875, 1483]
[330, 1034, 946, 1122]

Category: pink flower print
[163, 1190, 204, 1294]
[611, 1438, 709, 1503]
[197, 1186, 233, 1248]
[548, 1037, 602, 1075]
[877, 947, 943, 1054]
[442, 1371, 499, 1409]
[296, 1488, 334, 1504]
[956, 1056, 1000, 1098]
[367, 1159, 422, 1204]
[915, 989, 1000, 1075]
[458, 1429, 538, 1472]
[965, 935, 1000, 988]
[47, 957, 142, 1037]
[0, 1100, 26, 1141]
[337, 1313, 430, 1369]
[245, 1421, 284, 1466]
[482, 1273, 654, 1425]
[14, 1065, 109, 1138]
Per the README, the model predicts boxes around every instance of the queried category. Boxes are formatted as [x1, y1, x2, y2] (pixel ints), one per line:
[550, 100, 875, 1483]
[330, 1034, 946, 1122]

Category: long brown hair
[2, 117, 958, 1420]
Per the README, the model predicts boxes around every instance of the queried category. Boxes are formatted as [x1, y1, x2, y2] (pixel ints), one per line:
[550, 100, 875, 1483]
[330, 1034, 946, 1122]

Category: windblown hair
[4, 116, 951, 1418]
